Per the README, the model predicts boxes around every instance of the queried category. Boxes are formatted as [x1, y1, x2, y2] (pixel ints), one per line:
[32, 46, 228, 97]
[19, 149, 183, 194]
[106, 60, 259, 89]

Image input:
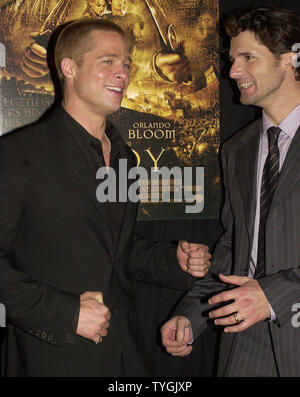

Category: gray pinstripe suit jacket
[174, 118, 300, 376]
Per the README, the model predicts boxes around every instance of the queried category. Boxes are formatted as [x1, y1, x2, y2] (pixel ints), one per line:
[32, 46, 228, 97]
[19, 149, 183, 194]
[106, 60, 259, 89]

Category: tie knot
[267, 126, 281, 148]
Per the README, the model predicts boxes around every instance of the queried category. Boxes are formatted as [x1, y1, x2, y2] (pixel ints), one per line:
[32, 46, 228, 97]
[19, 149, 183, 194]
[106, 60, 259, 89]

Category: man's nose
[229, 60, 242, 79]
[114, 64, 129, 80]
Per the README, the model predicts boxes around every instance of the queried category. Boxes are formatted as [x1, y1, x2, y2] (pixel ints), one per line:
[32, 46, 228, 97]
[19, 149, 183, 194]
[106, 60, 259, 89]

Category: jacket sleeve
[171, 144, 235, 339]
[258, 267, 300, 327]
[0, 135, 79, 346]
[123, 140, 193, 291]
[127, 232, 196, 291]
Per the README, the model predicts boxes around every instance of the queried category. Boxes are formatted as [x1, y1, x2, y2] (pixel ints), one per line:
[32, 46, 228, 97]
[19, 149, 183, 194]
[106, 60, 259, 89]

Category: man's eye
[104, 59, 112, 64]
[124, 63, 131, 69]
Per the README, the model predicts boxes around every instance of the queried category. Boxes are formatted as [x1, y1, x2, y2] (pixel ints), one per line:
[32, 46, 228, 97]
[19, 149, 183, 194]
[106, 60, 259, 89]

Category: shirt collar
[58, 105, 125, 160]
[262, 103, 300, 140]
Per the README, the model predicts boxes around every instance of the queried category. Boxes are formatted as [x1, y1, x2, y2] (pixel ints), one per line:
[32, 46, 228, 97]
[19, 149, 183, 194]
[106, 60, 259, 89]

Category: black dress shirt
[57, 106, 134, 343]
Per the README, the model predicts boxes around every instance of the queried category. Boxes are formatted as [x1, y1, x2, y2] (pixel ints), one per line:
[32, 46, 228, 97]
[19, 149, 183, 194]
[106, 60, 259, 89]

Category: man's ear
[60, 57, 75, 79]
[281, 52, 295, 72]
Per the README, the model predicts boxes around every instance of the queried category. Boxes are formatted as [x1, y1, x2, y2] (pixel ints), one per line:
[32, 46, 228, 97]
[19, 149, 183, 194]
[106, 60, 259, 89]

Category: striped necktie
[255, 126, 281, 278]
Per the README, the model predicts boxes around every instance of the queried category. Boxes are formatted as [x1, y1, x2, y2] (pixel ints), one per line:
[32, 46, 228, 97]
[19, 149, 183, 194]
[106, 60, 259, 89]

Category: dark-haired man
[0, 19, 211, 377]
[161, 5, 300, 377]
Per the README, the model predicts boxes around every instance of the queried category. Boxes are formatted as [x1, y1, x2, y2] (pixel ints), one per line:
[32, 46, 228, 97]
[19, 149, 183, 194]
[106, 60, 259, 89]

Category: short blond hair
[54, 18, 125, 83]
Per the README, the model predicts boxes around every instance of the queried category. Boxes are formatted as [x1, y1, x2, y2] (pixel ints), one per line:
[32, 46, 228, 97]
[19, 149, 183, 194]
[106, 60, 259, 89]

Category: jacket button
[243, 269, 248, 276]
[41, 332, 47, 339]
[47, 334, 53, 341]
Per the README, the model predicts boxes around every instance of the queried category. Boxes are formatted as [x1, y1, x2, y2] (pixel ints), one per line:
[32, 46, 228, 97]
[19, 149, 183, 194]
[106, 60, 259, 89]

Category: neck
[262, 80, 300, 125]
[62, 99, 106, 141]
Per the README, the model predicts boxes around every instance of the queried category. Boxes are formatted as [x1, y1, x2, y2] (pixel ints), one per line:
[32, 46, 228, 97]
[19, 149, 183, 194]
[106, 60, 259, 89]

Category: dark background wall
[1, 0, 299, 377]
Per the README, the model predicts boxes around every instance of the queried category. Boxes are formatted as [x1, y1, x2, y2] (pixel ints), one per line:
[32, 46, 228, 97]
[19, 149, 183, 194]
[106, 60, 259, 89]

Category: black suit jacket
[0, 107, 191, 377]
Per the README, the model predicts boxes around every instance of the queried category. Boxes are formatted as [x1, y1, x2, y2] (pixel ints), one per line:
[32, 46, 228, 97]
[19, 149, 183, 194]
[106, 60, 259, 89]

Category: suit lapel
[114, 154, 138, 264]
[235, 119, 261, 238]
[269, 124, 300, 213]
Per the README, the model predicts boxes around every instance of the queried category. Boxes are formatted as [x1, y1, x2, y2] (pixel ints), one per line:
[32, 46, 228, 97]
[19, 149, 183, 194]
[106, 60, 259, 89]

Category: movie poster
[0, 0, 220, 220]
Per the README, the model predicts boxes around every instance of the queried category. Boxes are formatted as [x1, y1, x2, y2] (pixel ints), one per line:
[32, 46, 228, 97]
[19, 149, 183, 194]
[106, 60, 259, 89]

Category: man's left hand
[208, 274, 271, 332]
[177, 240, 211, 277]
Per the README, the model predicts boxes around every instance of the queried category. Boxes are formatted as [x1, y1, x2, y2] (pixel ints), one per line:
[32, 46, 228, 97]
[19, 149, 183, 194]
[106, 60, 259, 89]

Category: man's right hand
[161, 316, 193, 357]
[76, 291, 111, 343]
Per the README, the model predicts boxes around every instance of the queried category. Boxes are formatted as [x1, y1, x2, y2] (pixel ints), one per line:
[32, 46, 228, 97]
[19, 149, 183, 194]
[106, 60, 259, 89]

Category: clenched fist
[76, 291, 111, 344]
[177, 240, 211, 277]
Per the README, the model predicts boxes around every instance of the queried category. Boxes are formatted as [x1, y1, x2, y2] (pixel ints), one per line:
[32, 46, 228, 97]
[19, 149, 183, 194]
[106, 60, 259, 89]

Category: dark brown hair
[224, 5, 300, 80]
[55, 18, 125, 83]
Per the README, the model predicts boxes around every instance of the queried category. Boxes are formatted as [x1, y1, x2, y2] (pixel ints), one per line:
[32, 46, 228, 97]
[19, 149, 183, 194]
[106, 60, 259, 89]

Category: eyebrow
[97, 53, 132, 63]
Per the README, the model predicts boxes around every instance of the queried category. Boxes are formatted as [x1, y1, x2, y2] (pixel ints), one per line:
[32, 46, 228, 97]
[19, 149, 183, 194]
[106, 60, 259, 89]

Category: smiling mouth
[106, 85, 123, 93]
[237, 81, 254, 90]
